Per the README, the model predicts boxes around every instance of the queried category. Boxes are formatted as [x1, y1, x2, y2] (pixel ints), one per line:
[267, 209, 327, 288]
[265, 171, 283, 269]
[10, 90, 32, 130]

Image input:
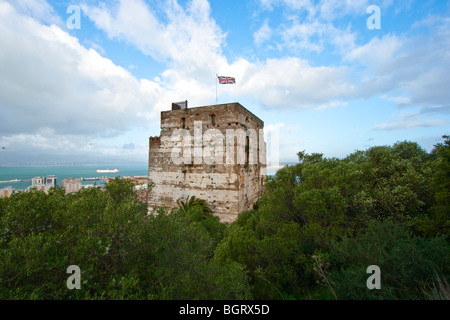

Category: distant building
[82, 184, 98, 190]
[31, 176, 45, 186]
[0, 186, 15, 198]
[62, 178, 82, 194]
[32, 175, 57, 187]
[30, 175, 58, 194]
[27, 184, 52, 194]
[46, 175, 57, 187]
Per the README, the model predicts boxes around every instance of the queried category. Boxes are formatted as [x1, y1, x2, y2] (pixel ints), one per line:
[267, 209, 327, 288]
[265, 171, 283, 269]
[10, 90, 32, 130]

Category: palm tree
[176, 196, 213, 216]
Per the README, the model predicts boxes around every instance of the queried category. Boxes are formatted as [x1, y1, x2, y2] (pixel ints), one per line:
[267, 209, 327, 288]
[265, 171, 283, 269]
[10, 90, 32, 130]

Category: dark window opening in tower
[245, 135, 250, 165]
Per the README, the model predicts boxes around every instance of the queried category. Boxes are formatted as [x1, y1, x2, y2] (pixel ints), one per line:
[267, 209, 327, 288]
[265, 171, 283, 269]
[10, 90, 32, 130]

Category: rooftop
[162, 102, 264, 126]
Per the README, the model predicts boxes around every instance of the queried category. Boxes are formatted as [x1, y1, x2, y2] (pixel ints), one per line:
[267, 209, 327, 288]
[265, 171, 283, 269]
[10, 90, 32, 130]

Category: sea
[0, 164, 149, 191]
[0, 164, 282, 191]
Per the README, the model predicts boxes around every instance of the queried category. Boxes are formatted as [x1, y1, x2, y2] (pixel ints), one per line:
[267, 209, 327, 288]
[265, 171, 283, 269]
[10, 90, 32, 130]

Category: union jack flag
[217, 76, 236, 84]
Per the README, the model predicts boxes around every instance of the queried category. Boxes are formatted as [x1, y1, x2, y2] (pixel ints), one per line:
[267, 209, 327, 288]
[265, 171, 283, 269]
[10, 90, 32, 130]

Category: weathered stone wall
[148, 102, 266, 223]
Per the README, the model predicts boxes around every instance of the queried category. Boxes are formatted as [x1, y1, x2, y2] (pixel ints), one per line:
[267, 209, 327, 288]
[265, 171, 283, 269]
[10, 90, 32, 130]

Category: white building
[0, 186, 15, 198]
[61, 178, 82, 194]
[30, 175, 58, 194]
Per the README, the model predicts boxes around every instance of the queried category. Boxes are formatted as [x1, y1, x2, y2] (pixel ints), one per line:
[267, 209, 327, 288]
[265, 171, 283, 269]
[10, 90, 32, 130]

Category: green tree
[0, 178, 250, 299]
[214, 209, 312, 299]
[328, 219, 449, 300]
[133, 206, 250, 299]
[415, 136, 450, 237]
[1, 138, 447, 300]
[215, 139, 442, 299]
[176, 195, 213, 215]
[105, 176, 137, 204]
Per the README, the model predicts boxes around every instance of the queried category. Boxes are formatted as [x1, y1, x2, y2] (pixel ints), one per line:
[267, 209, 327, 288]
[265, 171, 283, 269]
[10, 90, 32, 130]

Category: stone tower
[148, 102, 267, 223]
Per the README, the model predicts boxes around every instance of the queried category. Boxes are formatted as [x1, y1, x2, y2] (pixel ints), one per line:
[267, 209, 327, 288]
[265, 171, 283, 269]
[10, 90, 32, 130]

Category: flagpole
[215, 73, 218, 105]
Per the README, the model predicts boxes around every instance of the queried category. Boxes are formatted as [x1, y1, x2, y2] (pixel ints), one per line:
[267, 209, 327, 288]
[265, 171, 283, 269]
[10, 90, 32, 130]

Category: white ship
[96, 169, 119, 173]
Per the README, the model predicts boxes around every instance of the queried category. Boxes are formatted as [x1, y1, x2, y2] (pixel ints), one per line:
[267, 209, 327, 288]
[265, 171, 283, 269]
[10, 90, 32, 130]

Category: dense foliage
[0, 178, 250, 299]
[214, 137, 449, 299]
[0, 138, 448, 300]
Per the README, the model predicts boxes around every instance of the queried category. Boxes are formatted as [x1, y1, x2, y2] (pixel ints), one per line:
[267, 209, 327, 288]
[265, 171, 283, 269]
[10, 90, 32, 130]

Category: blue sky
[0, 0, 449, 165]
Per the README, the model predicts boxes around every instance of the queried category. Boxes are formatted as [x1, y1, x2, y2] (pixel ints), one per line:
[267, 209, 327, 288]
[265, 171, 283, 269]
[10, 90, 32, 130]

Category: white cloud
[81, 0, 358, 110]
[77, 0, 360, 115]
[382, 95, 411, 106]
[264, 122, 308, 162]
[345, 16, 450, 113]
[265, 122, 284, 132]
[237, 57, 354, 109]
[4, 0, 63, 26]
[0, 128, 149, 164]
[279, 19, 327, 53]
[373, 119, 450, 131]
[2, 0, 449, 165]
[317, 0, 371, 20]
[80, 0, 228, 110]
[1, 128, 82, 152]
[0, 0, 174, 163]
[345, 34, 404, 72]
[254, 1, 362, 55]
[316, 100, 348, 111]
[372, 109, 450, 131]
[0, 0, 163, 138]
[257, 0, 395, 20]
[254, 19, 272, 46]
[258, 0, 316, 13]
[81, 0, 227, 80]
